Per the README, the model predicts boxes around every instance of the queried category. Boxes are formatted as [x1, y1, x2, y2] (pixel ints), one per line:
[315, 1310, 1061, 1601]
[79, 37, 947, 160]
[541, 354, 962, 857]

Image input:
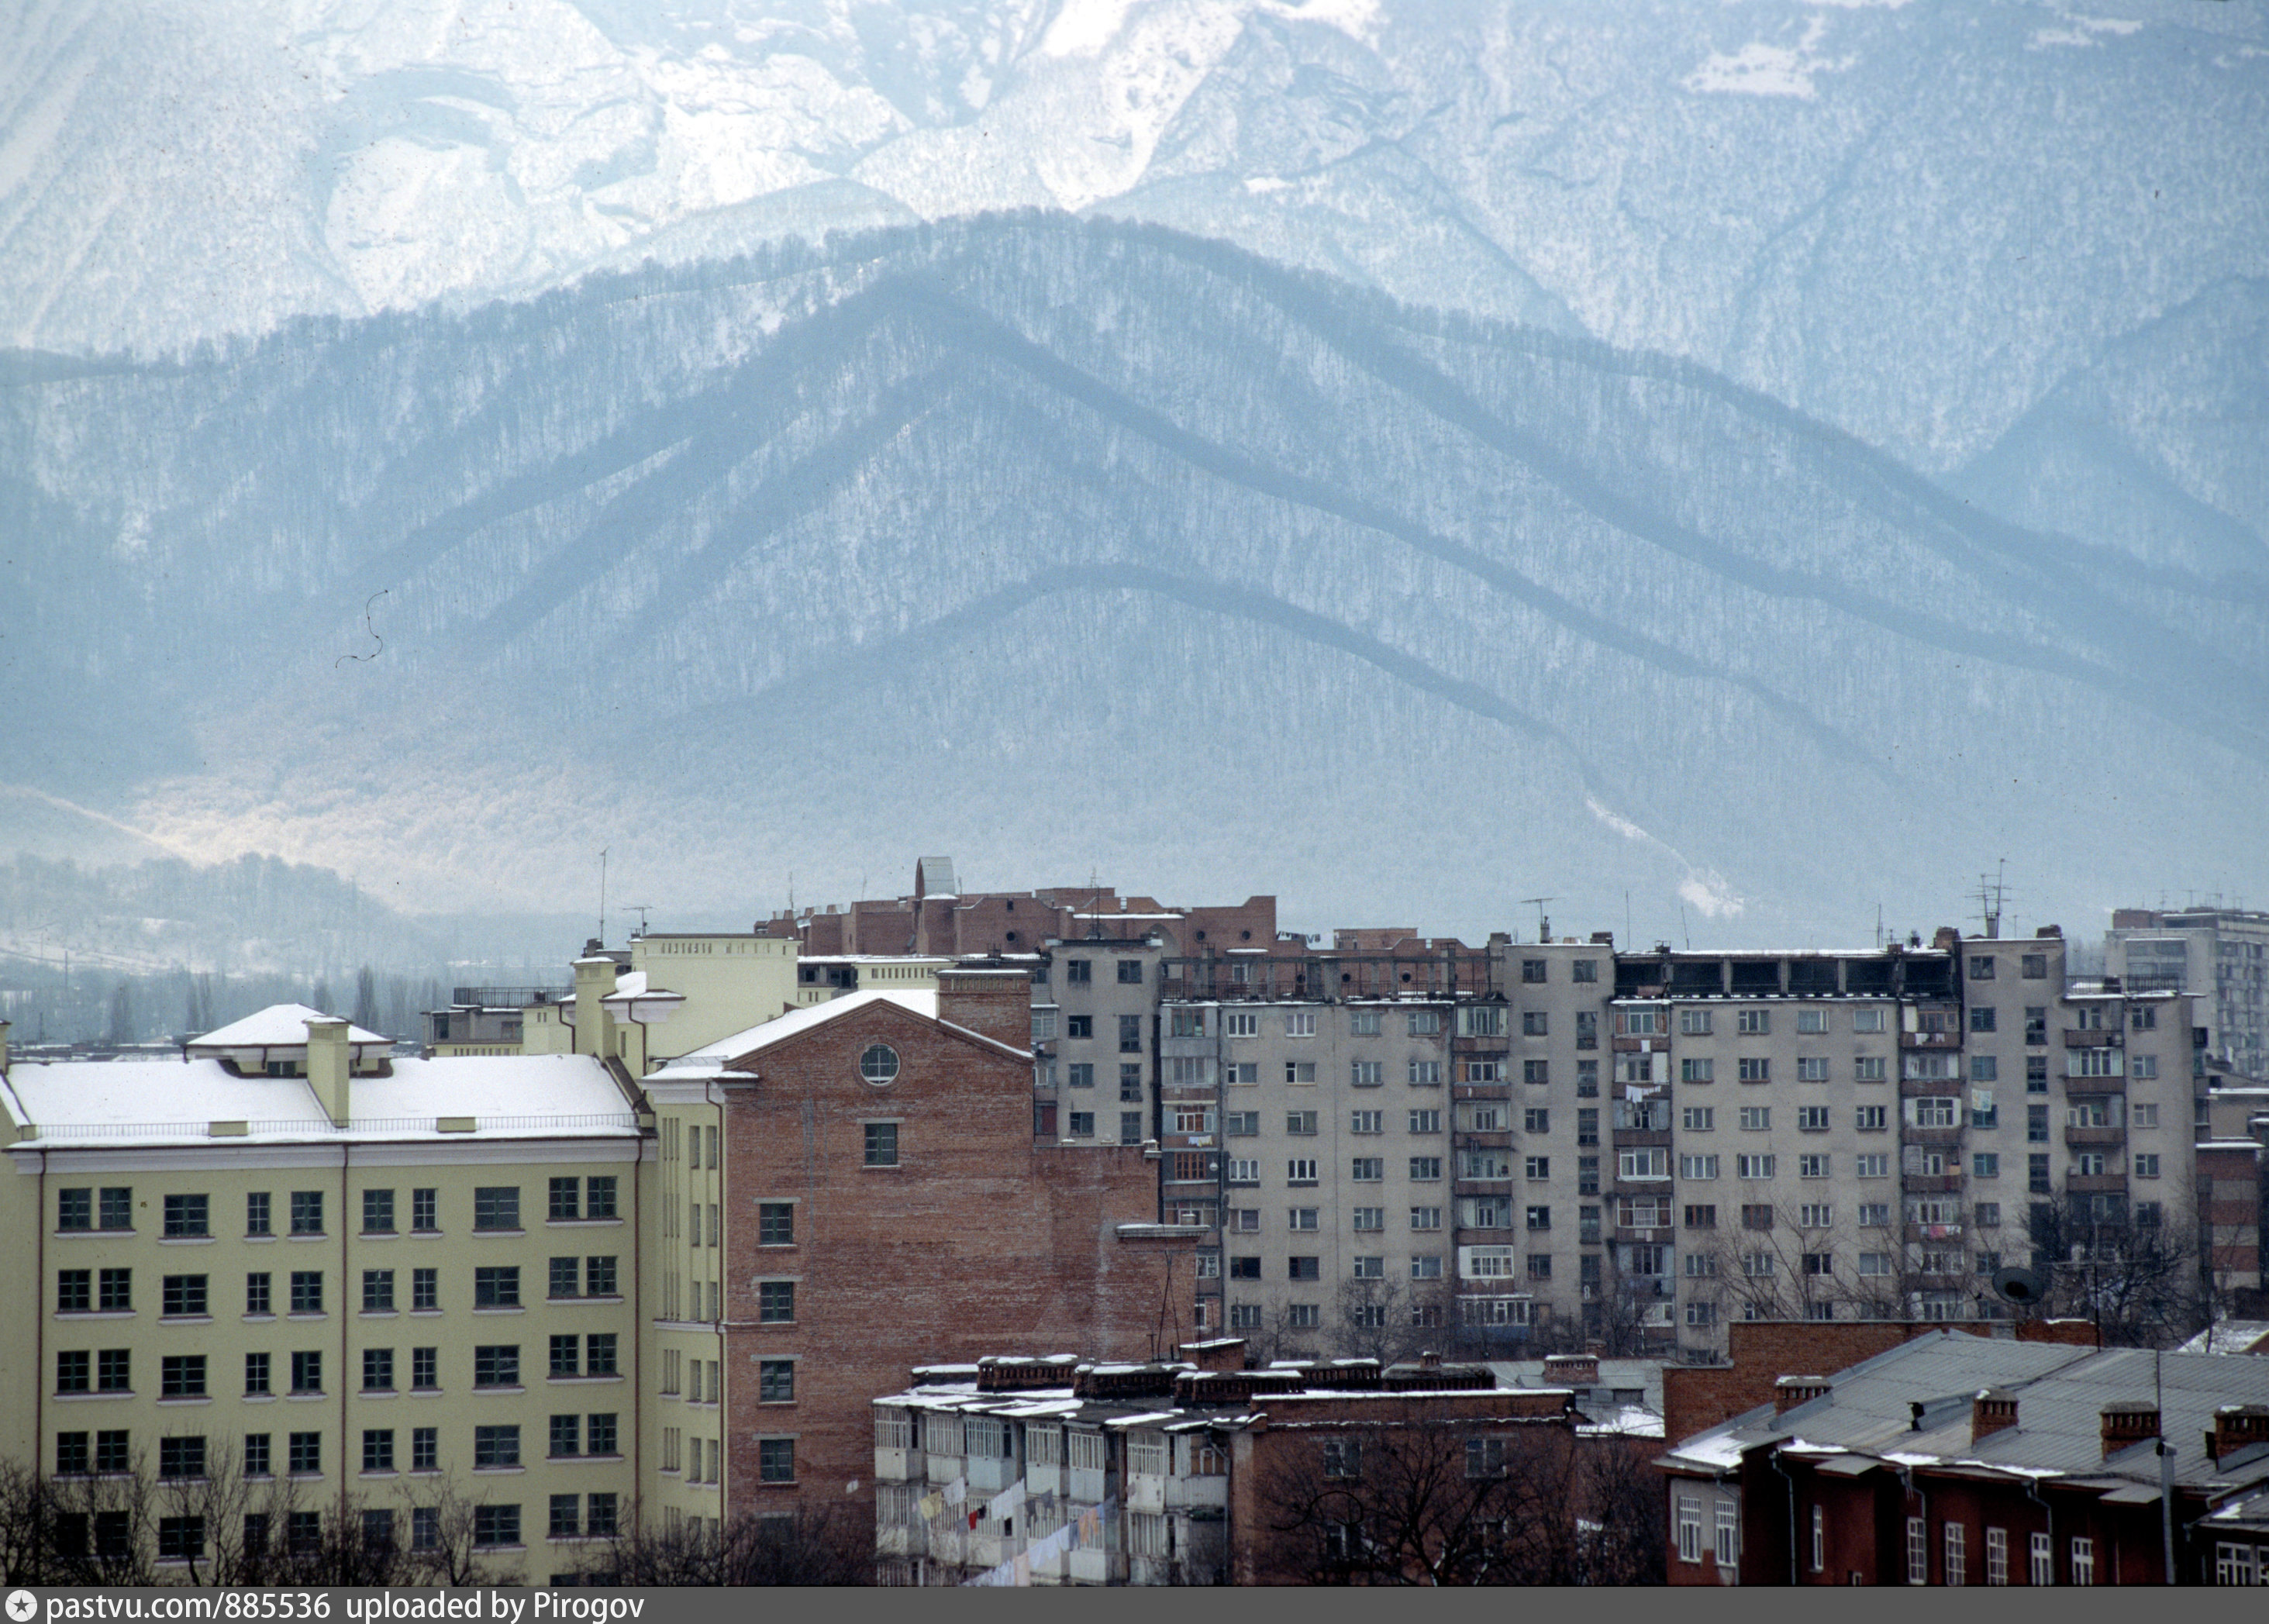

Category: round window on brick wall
[860, 1043, 901, 1086]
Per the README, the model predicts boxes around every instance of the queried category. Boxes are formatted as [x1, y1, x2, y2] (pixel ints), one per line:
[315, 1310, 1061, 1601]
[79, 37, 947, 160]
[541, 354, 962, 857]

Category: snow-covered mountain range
[5, 1, 2265, 469]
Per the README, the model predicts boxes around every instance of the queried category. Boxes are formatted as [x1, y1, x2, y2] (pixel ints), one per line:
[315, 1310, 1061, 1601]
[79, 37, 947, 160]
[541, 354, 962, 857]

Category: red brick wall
[1661, 1321, 1937, 1444]
[719, 998, 1188, 1529]
[935, 969, 1034, 1051]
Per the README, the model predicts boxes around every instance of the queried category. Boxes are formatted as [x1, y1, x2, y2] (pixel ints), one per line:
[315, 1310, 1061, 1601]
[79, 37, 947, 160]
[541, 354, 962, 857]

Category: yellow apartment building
[0, 1007, 645, 1582]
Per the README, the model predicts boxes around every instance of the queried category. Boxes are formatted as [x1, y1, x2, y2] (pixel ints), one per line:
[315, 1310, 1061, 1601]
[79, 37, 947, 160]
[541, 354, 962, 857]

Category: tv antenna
[598, 848, 608, 946]
[1519, 898, 1556, 943]
[1972, 861, 2009, 940]
[626, 905, 653, 937]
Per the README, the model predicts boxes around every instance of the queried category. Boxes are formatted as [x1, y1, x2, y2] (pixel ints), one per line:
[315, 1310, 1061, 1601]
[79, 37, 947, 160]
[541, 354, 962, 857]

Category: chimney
[1544, 1353, 1600, 1388]
[1177, 1339, 1247, 1374]
[2100, 1401, 2159, 1458]
[0, 1018, 9, 1079]
[572, 956, 618, 1061]
[2209, 1404, 2269, 1464]
[935, 968, 1033, 1051]
[1419, 1350, 1442, 1372]
[305, 1017, 350, 1127]
[1775, 1376, 1833, 1415]
[1933, 926, 1961, 951]
[1971, 1388, 2019, 1445]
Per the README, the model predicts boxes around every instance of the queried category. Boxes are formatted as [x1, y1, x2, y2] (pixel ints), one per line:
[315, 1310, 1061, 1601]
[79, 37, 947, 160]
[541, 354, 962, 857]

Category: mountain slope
[3, 216, 2261, 941]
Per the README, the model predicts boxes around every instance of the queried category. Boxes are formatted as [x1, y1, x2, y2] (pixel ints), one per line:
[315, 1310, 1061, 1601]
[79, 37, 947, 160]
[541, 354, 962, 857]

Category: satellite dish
[1992, 1267, 2048, 1306]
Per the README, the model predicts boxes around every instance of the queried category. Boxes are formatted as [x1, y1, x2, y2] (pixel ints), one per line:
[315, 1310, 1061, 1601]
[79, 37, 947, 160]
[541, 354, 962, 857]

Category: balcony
[1903, 1126, 1964, 1149]
[2064, 1073, 2127, 1095]
[1612, 1128, 1672, 1149]
[2064, 1029, 2122, 1049]
[1905, 1222, 1964, 1242]
[1901, 1030, 1962, 1050]
[2067, 1172, 2128, 1194]
[1900, 1074, 1964, 1095]
[1453, 1082, 1512, 1102]
[2064, 1125, 2125, 1148]
[1458, 1131, 1514, 1150]
[1902, 1174, 1962, 1195]
[1452, 1036, 1511, 1057]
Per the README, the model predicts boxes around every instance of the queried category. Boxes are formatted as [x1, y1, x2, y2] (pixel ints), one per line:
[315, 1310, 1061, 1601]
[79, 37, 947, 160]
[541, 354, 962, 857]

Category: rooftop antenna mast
[1520, 897, 1556, 944]
[1973, 860, 2009, 940]
[626, 905, 653, 938]
[598, 848, 608, 947]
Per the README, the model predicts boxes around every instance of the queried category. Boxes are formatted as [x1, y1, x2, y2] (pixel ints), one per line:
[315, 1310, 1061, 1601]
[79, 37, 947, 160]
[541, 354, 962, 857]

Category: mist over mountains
[5, 215, 2262, 949]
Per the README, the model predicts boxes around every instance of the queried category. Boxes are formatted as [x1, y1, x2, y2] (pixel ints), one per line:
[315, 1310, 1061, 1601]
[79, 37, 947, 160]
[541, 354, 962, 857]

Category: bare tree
[1335, 1276, 1455, 1365]
[1255, 1415, 1591, 1585]
[2026, 1184, 2209, 1347]
[581, 1505, 868, 1586]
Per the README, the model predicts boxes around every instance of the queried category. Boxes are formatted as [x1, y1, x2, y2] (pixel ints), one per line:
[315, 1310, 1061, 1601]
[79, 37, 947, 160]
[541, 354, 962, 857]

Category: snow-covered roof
[2, 1054, 637, 1147]
[190, 1003, 388, 1048]
[652, 990, 940, 1079]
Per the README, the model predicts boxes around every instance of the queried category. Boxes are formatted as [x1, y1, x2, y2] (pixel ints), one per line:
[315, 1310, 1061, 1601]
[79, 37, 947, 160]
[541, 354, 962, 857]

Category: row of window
[1060, 1062, 1147, 1096]
[1047, 1013, 1146, 1050]
[55, 1336, 619, 1396]
[60, 1180, 619, 1237]
[59, 1500, 554, 1563]
[55, 1416, 621, 1481]
[57, 1259, 619, 1316]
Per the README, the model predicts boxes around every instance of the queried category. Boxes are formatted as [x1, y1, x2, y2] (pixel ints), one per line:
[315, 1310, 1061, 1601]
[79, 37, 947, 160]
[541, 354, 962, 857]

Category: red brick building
[1657, 1329, 2269, 1585]
[650, 969, 1198, 1535]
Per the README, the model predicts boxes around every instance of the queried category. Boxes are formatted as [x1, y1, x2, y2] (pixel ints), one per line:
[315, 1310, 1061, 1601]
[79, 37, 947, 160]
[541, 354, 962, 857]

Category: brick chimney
[1177, 1339, 1247, 1374]
[1544, 1353, 1600, 1388]
[2100, 1401, 2159, 1457]
[935, 969, 1033, 1051]
[305, 1017, 351, 1127]
[2209, 1405, 2269, 1464]
[1419, 1350, 1442, 1372]
[571, 956, 618, 1060]
[1775, 1376, 1833, 1415]
[1972, 1388, 2019, 1445]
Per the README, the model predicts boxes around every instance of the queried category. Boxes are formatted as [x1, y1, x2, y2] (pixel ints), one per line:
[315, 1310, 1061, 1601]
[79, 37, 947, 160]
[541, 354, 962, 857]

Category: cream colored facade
[0, 1017, 644, 1581]
[518, 939, 800, 1077]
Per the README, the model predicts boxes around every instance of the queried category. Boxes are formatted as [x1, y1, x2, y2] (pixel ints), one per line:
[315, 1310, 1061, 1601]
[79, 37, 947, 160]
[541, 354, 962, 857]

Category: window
[1521, 1010, 1548, 1038]
[289, 1271, 323, 1314]
[412, 1268, 437, 1312]
[758, 1281, 795, 1323]
[160, 1354, 207, 1398]
[473, 1505, 520, 1549]
[1523, 1106, 1550, 1134]
[2133, 1153, 2160, 1178]
[1970, 1005, 1997, 1033]
[864, 1122, 900, 1166]
[759, 1439, 795, 1483]
[1737, 1058, 1770, 1082]
[361, 1188, 395, 1235]
[1715, 1502, 1740, 1567]
[1985, 1526, 2007, 1586]
[290, 1352, 322, 1394]
[1578, 1060, 1599, 1096]
[1525, 1205, 1550, 1231]
[1411, 1207, 1442, 1231]
[1737, 1009, 1770, 1036]
[1287, 1159, 1319, 1184]
[1571, 958, 1597, 983]
[1350, 1109, 1383, 1134]
[1113, 958, 1145, 985]
[1680, 1058, 1715, 1084]
[2133, 1102, 2159, 1129]
[1409, 1060, 1442, 1085]
[287, 1191, 322, 1236]
[1974, 1153, 2000, 1178]
[1735, 1154, 1775, 1179]
[163, 1194, 209, 1238]
[245, 1353, 270, 1395]
[1858, 1202, 1891, 1227]
[1409, 1156, 1442, 1181]
[2028, 1531, 2053, 1586]
[55, 1351, 91, 1394]
[1119, 1015, 1143, 1053]
[1285, 1060, 1317, 1085]
[162, 1274, 209, 1317]
[1286, 1110, 1319, 1136]
[474, 1425, 519, 1468]
[158, 1515, 205, 1562]
[1678, 1009, 1713, 1036]
[411, 1188, 437, 1232]
[363, 1429, 395, 1474]
[1854, 1055, 1887, 1082]
[364, 1347, 394, 1392]
[547, 1178, 581, 1222]
[98, 1268, 131, 1312]
[473, 1188, 519, 1231]
[1522, 1059, 1549, 1085]
[363, 1270, 395, 1312]
[1287, 1208, 1319, 1232]
[2071, 1536, 2094, 1586]
[1225, 1012, 1258, 1039]
[474, 1346, 519, 1388]
[1798, 1154, 1830, 1179]
[288, 1432, 321, 1476]
[1288, 1257, 1321, 1282]
[1677, 1496, 1703, 1564]
[1067, 1111, 1095, 1137]
[474, 1267, 519, 1309]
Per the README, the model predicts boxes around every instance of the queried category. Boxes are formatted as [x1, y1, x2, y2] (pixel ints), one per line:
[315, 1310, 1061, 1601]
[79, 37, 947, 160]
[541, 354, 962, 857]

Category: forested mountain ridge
[4, 215, 2259, 942]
